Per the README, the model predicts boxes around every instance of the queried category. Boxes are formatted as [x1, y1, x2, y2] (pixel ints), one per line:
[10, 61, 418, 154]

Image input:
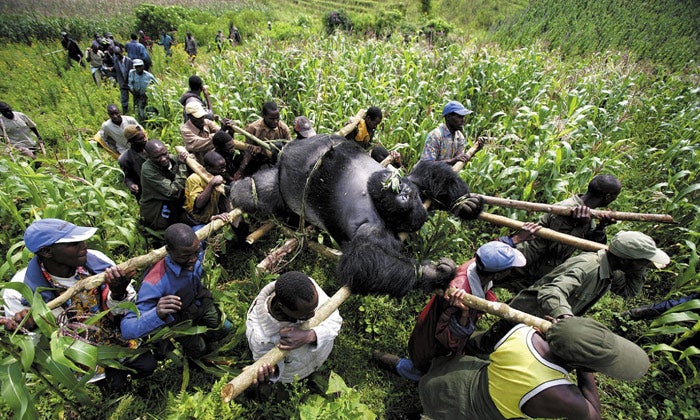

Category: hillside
[0, 1, 697, 419]
[492, 0, 700, 71]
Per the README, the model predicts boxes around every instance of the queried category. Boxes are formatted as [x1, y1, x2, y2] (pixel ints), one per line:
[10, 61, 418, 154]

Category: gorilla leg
[229, 167, 286, 218]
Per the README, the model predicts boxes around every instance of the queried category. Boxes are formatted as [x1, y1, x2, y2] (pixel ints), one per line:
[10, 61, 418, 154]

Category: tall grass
[0, 19, 698, 419]
[492, 0, 700, 72]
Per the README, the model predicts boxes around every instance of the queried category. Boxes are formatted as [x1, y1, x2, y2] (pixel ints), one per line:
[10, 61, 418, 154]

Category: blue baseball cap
[442, 100, 473, 116]
[24, 219, 97, 253]
[475, 241, 526, 272]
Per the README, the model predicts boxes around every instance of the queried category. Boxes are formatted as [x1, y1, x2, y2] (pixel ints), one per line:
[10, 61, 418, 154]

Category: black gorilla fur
[230, 134, 481, 297]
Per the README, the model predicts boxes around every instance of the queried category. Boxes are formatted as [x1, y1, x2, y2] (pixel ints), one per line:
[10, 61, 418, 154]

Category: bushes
[0, 14, 132, 43]
[324, 10, 352, 35]
[135, 4, 192, 35]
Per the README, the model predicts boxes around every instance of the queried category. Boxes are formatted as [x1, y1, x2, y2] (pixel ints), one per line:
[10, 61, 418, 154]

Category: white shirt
[246, 278, 342, 383]
[97, 116, 138, 154]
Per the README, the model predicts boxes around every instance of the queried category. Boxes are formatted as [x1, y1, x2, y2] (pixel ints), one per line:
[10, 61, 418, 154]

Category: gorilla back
[278, 135, 393, 244]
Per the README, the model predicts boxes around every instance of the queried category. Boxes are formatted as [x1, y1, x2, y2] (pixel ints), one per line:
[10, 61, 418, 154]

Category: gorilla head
[368, 169, 428, 234]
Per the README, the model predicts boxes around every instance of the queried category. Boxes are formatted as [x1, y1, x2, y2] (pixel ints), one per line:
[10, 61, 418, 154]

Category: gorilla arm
[406, 160, 482, 220]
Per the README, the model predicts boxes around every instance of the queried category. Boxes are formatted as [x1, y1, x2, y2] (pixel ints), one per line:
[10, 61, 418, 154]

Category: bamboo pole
[335, 109, 366, 138]
[246, 221, 276, 244]
[476, 195, 675, 224]
[479, 212, 607, 252]
[232, 139, 273, 159]
[447, 287, 552, 332]
[175, 146, 225, 196]
[255, 237, 299, 274]
[226, 124, 272, 151]
[379, 154, 395, 168]
[46, 208, 243, 310]
[221, 286, 351, 402]
[277, 225, 341, 260]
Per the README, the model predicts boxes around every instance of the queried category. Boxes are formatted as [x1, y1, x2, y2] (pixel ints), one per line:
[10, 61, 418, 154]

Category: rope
[449, 194, 472, 213]
[251, 177, 258, 208]
[298, 136, 335, 233]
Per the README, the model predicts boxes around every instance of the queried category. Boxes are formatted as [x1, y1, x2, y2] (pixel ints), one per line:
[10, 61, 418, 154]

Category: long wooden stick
[256, 237, 298, 274]
[232, 139, 272, 158]
[335, 109, 366, 138]
[277, 225, 341, 259]
[46, 208, 243, 310]
[227, 124, 272, 151]
[221, 285, 351, 402]
[175, 146, 226, 196]
[477, 195, 675, 224]
[479, 212, 607, 252]
[246, 221, 276, 244]
[447, 287, 552, 332]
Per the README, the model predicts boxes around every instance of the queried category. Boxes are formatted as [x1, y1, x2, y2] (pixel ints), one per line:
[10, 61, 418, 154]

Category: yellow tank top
[488, 324, 572, 418]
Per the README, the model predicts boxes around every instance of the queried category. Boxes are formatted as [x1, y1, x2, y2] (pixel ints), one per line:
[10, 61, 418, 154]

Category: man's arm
[193, 175, 224, 212]
[522, 376, 602, 420]
[180, 124, 215, 154]
[120, 281, 172, 339]
[611, 267, 647, 298]
[535, 268, 587, 319]
[118, 154, 140, 193]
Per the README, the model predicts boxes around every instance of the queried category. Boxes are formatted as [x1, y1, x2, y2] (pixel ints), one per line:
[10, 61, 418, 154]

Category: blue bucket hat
[442, 100, 473, 116]
[24, 219, 97, 253]
[476, 241, 526, 272]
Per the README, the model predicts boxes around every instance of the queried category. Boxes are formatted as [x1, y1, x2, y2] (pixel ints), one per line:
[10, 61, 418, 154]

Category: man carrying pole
[419, 316, 649, 419]
[497, 174, 622, 292]
[470, 230, 670, 354]
[245, 271, 342, 384]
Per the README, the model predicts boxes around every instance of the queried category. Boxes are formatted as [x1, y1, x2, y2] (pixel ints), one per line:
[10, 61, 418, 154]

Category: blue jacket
[120, 249, 205, 339]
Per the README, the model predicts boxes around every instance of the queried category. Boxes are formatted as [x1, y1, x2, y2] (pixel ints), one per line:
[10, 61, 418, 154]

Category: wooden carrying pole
[246, 220, 276, 245]
[175, 146, 226, 196]
[232, 139, 273, 158]
[227, 124, 272, 151]
[335, 109, 366, 138]
[221, 286, 351, 402]
[476, 195, 675, 224]
[448, 287, 552, 332]
[479, 212, 607, 252]
[46, 208, 243, 310]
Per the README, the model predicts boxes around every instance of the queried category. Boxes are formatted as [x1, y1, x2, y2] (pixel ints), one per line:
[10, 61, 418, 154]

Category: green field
[0, 1, 698, 419]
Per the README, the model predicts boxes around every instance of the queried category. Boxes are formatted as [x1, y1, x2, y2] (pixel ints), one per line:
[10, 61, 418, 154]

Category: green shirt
[139, 157, 188, 229]
[505, 195, 604, 289]
[509, 249, 613, 319]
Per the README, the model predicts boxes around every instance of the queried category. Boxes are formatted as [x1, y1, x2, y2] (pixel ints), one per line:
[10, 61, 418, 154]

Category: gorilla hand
[419, 257, 457, 292]
[452, 194, 483, 220]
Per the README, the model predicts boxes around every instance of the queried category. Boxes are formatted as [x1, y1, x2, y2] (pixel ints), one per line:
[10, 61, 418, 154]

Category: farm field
[0, 2, 698, 419]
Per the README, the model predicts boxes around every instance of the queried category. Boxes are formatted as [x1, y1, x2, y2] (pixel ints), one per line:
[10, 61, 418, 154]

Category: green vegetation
[0, 0, 698, 419]
[493, 0, 700, 71]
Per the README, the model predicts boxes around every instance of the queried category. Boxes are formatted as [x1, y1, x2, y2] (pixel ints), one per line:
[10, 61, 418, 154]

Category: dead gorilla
[230, 134, 482, 297]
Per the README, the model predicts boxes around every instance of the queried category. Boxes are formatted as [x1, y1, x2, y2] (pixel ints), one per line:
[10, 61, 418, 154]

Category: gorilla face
[368, 170, 428, 234]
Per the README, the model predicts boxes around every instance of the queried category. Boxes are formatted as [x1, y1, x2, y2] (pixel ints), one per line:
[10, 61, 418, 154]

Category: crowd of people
[0, 29, 681, 418]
